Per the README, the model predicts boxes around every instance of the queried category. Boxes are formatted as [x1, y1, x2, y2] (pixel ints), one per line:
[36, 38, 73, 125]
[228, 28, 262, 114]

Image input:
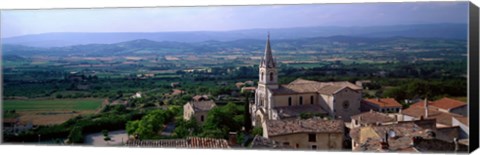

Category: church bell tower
[258, 33, 278, 90]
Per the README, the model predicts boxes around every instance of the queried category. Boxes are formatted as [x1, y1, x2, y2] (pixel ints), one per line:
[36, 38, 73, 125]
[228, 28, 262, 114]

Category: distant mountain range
[1, 23, 467, 47]
[1, 35, 467, 57]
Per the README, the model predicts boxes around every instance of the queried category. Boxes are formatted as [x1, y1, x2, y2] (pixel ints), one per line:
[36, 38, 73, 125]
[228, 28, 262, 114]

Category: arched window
[270, 72, 274, 81]
[310, 96, 314, 104]
[261, 72, 264, 81]
[299, 96, 303, 105]
[288, 97, 292, 106]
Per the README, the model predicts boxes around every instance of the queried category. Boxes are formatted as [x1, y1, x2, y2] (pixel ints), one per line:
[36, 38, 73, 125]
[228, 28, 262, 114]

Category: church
[251, 34, 363, 127]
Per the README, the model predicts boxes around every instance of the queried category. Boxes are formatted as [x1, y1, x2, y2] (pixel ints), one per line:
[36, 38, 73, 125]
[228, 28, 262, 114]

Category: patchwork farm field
[3, 98, 104, 125]
[3, 98, 103, 111]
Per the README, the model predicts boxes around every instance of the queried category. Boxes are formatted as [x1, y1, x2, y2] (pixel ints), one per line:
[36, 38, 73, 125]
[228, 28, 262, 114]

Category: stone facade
[183, 100, 216, 124]
[264, 118, 345, 150]
[251, 35, 362, 127]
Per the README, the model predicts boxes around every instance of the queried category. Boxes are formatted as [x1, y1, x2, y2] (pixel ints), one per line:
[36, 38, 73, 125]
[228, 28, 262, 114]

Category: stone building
[350, 110, 398, 128]
[251, 34, 362, 127]
[263, 118, 345, 150]
[410, 97, 467, 116]
[349, 119, 467, 153]
[401, 99, 468, 128]
[249, 135, 292, 149]
[192, 95, 209, 102]
[183, 100, 216, 124]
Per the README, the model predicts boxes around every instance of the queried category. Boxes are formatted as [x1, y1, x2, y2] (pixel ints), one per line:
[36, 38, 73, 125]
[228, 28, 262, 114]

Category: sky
[0, 2, 469, 38]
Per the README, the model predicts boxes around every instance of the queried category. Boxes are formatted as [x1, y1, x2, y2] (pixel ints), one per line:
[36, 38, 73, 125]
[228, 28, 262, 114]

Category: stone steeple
[258, 33, 278, 90]
[261, 33, 276, 68]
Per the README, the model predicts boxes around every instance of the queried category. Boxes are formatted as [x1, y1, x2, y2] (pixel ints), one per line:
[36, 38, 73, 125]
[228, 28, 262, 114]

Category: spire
[262, 32, 275, 68]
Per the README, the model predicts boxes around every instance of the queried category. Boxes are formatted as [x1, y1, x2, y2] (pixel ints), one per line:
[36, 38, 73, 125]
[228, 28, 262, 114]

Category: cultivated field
[3, 98, 104, 125]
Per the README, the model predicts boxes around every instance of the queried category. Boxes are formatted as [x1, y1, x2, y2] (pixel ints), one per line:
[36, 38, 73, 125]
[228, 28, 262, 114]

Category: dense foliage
[3, 105, 145, 143]
[125, 106, 180, 139]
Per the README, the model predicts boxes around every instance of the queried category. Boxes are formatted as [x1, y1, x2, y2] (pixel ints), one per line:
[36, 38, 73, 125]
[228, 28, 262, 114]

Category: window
[296, 144, 299, 148]
[283, 142, 290, 146]
[269, 72, 274, 81]
[288, 97, 292, 106]
[311, 145, 317, 150]
[200, 115, 204, 122]
[310, 96, 314, 104]
[299, 96, 303, 105]
[308, 134, 316, 142]
[342, 100, 350, 109]
[261, 72, 264, 81]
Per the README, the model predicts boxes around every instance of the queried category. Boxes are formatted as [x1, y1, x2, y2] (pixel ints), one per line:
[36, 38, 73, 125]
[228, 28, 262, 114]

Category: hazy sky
[1, 2, 468, 38]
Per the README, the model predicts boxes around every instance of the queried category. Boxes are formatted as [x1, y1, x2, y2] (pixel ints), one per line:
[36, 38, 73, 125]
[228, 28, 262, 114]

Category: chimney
[380, 132, 389, 150]
[228, 132, 237, 146]
[385, 132, 389, 145]
[424, 98, 429, 118]
[454, 137, 459, 152]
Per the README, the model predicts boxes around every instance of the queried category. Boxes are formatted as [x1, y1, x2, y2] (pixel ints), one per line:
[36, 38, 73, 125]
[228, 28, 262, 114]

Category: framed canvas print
[1, 0, 479, 154]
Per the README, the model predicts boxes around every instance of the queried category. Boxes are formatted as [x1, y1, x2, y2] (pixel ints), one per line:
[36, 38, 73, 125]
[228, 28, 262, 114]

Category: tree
[125, 109, 175, 139]
[68, 126, 84, 144]
[201, 102, 244, 139]
[252, 127, 263, 136]
[242, 92, 253, 132]
[173, 118, 200, 138]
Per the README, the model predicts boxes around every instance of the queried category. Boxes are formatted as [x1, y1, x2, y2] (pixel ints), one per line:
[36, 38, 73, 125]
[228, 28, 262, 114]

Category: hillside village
[1, 34, 470, 153]
[119, 35, 470, 153]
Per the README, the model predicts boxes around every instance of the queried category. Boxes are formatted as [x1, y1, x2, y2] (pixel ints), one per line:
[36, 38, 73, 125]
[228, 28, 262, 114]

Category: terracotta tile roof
[351, 125, 423, 152]
[235, 82, 245, 88]
[401, 106, 466, 126]
[171, 89, 184, 95]
[430, 98, 466, 110]
[241, 87, 256, 92]
[250, 135, 292, 149]
[270, 78, 361, 95]
[126, 137, 230, 149]
[192, 95, 209, 102]
[289, 78, 318, 84]
[363, 98, 402, 108]
[265, 118, 344, 137]
[411, 97, 466, 110]
[349, 119, 467, 152]
[316, 85, 345, 95]
[350, 119, 438, 145]
[274, 104, 328, 119]
[410, 100, 435, 108]
[414, 138, 468, 153]
[190, 100, 216, 112]
[351, 111, 396, 125]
